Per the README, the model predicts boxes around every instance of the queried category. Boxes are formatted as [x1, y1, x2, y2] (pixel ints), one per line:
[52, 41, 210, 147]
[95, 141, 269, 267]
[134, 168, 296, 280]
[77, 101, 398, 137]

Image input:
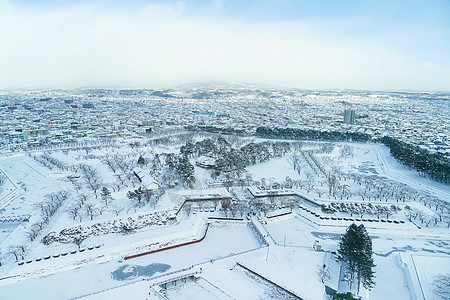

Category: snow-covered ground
[0, 139, 448, 299]
[0, 223, 261, 299]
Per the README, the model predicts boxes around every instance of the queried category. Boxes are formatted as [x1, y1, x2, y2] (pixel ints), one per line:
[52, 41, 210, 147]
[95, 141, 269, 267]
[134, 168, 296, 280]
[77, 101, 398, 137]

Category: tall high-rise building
[343, 109, 355, 125]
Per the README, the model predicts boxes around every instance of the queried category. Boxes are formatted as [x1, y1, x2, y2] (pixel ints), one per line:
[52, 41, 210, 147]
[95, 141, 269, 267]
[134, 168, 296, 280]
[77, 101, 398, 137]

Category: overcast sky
[1, 0, 449, 91]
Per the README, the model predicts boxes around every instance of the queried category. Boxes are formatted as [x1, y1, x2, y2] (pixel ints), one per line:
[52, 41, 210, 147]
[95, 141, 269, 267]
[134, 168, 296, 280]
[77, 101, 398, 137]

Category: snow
[264, 215, 338, 249]
[411, 254, 450, 300]
[201, 265, 268, 299]
[370, 253, 413, 300]
[238, 248, 326, 299]
[247, 155, 300, 182]
[0, 140, 448, 300]
[0, 223, 261, 299]
[374, 145, 450, 201]
[165, 278, 222, 300]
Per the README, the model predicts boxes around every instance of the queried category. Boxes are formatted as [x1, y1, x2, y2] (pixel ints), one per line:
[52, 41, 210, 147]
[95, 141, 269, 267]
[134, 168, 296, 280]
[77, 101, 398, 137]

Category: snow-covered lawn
[165, 278, 222, 300]
[247, 155, 300, 182]
[412, 254, 450, 300]
[0, 223, 262, 299]
[238, 248, 327, 300]
[0, 139, 448, 300]
[264, 215, 338, 249]
[370, 253, 413, 300]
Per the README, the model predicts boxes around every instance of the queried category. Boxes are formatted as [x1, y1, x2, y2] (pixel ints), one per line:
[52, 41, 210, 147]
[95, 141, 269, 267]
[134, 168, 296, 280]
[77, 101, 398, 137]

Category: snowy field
[370, 253, 412, 300]
[411, 255, 450, 300]
[165, 278, 222, 300]
[0, 223, 261, 299]
[0, 137, 448, 299]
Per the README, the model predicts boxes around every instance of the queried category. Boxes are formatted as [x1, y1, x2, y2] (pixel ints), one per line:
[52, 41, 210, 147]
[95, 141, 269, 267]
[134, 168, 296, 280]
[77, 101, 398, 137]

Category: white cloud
[0, 0, 12, 9]
[210, 0, 226, 9]
[0, 2, 448, 90]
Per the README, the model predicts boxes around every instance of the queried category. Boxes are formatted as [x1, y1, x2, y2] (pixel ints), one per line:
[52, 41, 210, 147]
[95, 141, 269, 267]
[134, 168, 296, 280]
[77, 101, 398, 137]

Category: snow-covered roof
[195, 156, 216, 168]
[132, 167, 159, 190]
[324, 251, 341, 292]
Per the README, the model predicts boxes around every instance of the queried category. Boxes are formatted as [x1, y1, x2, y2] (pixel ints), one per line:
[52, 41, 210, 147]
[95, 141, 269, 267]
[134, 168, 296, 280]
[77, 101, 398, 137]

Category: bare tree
[89, 177, 102, 198]
[184, 202, 192, 216]
[78, 193, 90, 205]
[8, 246, 20, 261]
[25, 224, 41, 241]
[356, 189, 368, 201]
[229, 204, 238, 218]
[73, 181, 82, 193]
[72, 236, 85, 249]
[67, 204, 81, 220]
[404, 207, 419, 222]
[287, 152, 301, 175]
[143, 189, 154, 204]
[79, 164, 102, 197]
[445, 214, 450, 228]
[98, 205, 107, 216]
[111, 206, 124, 216]
[84, 203, 98, 221]
[315, 187, 325, 198]
[325, 174, 339, 198]
[339, 184, 351, 200]
[340, 144, 354, 159]
[317, 264, 332, 284]
[286, 198, 297, 212]
[16, 245, 27, 261]
[37, 191, 70, 224]
[67, 176, 82, 193]
[102, 156, 117, 173]
[114, 173, 126, 187]
[34, 221, 45, 232]
[432, 274, 450, 300]
[236, 202, 246, 218]
[305, 176, 315, 193]
[221, 198, 231, 217]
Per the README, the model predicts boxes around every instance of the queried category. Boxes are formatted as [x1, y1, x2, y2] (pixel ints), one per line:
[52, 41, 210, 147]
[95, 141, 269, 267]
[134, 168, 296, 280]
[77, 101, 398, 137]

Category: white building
[343, 109, 356, 125]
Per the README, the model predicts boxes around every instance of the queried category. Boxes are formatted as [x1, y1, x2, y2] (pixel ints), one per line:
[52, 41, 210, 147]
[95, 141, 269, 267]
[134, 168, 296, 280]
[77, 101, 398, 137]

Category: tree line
[254, 126, 449, 185]
[179, 136, 291, 180]
[255, 127, 372, 142]
[185, 125, 246, 136]
[381, 136, 450, 184]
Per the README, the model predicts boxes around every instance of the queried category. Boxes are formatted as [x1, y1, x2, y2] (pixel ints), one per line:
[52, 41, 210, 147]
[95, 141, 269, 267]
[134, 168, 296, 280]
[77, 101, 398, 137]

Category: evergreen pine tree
[339, 223, 376, 290]
[100, 187, 111, 205]
[137, 155, 145, 166]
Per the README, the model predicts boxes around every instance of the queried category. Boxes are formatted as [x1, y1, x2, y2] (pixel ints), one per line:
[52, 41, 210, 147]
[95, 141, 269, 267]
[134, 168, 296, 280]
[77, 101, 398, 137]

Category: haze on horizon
[0, 0, 449, 91]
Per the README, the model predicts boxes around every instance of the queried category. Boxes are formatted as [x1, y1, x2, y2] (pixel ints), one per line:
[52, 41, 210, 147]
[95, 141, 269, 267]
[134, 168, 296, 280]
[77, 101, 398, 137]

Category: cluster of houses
[0, 89, 448, 155]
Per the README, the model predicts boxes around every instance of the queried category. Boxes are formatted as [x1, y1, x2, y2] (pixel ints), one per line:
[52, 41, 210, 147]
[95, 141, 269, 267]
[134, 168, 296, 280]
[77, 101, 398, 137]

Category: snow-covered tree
[100, 187, 112, 205]
[432, 274, 450, 299]
[317, 263, 332, 284]
[127, 187, 144, 205]
[84, 203, 98, 221]
[137, 155, 145, 167]
[339, 223, 376, 291]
